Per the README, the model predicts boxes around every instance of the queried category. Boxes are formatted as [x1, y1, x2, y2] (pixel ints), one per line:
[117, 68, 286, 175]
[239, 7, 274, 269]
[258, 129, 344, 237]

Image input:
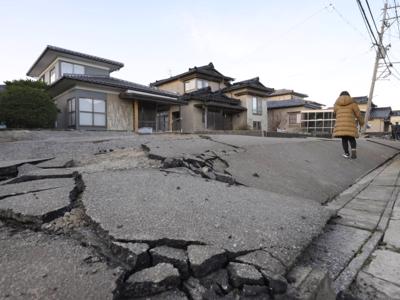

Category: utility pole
[362, 1, 388, 134]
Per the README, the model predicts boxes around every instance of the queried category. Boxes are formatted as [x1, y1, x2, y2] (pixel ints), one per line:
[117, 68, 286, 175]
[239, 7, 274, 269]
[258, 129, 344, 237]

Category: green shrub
[0, 80, 57, 128]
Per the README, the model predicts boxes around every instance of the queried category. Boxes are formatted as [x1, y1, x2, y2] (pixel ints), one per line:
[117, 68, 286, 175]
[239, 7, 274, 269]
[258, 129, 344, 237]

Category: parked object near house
[27, 46, 183, 132]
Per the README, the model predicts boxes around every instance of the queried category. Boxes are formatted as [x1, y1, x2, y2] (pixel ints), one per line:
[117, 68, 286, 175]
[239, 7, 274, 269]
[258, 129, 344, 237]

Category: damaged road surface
[1, 131, 399, 299]
[0, 226, 122, 300]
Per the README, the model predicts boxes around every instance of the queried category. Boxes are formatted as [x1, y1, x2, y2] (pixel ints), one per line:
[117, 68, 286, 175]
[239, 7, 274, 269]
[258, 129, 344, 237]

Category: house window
[253, 121, 261, 130]
[197, 79, 209, 89]
[61, 62, 85, 76]
[79, 98, 106, 127]
[252, 97, 262, 115]
[289, 112, 299, 125]
[184, 79, 196, 92]
[50, 67, 56, 84]
[67, 98, 76, 126]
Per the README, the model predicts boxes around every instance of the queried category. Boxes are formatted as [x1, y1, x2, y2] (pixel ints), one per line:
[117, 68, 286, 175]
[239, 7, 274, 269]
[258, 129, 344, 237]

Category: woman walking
[333, 91, 364, 159]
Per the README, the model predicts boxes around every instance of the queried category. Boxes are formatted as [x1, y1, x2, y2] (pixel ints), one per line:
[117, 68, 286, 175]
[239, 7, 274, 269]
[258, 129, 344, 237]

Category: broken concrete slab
[266, 274, 288, 294]
[35, 157, 76, 168]
[227, 262, 264, 287]
[286, 268, 336, 300]
[0, 158, 53, 180]
[235, 250, 286, 277]
[136, 289, 188, 300]
[294, 224, 370, 280]
[122, 263, 180, 298]
[0, 178, 75, 200]
[364, 250, 400, 285]
[0, 186, 74, 225]
[183, 277, 208, 300]
[142, 135, 235, 160]
[200, 269, 231, 294]
[6, 167, 75, 184]
[351, 270, 400, 300]
[0, 158, 53, 170]
[112, 242, 150, 270]
[82, 169, 332, 272]
[0, 228, 121, 300]
[187, 245, 227, 278]
[383, 220, 400, 250]
[150, 246, 189, 278]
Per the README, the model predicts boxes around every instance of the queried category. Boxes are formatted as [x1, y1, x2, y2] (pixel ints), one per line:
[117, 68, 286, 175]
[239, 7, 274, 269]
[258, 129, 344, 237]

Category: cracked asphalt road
[0, 130, 398, 299]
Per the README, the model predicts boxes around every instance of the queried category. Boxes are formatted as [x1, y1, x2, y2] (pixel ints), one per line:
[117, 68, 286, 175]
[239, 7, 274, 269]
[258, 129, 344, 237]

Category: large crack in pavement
[0, 144, 334, 299]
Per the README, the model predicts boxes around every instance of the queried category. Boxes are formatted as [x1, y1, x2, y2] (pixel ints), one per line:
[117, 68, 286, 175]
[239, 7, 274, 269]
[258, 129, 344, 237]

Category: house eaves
[47, 74, 181, 102]
[151, 63, 234, 86]
[27, 45, 124, 77]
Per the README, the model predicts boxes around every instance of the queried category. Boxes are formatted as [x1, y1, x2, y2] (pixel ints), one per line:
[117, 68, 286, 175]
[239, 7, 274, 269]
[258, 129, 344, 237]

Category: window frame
[184, 79, 196, 92]
[78, 98, 106, 127]
[61, 61, 85, 76]
[49, 67, 56, 84]
[288, 112, 299, 125]
[252, 97, 262, 115]
[196, 79, 209, 90]
[67, 98, 76, 127]
[253, 121, 261, 130]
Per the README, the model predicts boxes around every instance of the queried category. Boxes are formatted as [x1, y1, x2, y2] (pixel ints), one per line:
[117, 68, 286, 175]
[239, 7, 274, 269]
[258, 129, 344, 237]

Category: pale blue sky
[0, 0, 399, 109]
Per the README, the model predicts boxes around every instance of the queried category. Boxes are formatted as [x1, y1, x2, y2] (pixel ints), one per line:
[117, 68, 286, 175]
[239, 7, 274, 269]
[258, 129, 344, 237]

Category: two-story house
[27, 46, 183, 132]
[266, 89, 324, 132]
[151, 63, 247, 132]
[223, 77, 273, 131]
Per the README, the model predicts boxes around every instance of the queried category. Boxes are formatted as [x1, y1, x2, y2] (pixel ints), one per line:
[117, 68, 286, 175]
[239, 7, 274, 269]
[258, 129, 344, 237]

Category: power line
[393, 0, 400, 38]
[329, 3, 370, 42]
[356, 0, 392, 71]
[365, 0, 381, 36]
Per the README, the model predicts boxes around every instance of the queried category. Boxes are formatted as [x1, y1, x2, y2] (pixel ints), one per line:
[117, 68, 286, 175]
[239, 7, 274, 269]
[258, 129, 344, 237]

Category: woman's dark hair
[340, 91, 350, 96]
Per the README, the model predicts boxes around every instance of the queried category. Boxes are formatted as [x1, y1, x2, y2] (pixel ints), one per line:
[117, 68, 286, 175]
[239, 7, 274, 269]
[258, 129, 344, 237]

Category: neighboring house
[0, 84, 5, 93]
[223, 77, 272, 131]
[267, 96, 324, 132]
[368, 107, 392, 132]
[27, 45, 183, 132]
[391, 110, 400, 130]
[151, 63, 249, 132]
[300, 97, 393, 135]
[267, 89, 308, 101]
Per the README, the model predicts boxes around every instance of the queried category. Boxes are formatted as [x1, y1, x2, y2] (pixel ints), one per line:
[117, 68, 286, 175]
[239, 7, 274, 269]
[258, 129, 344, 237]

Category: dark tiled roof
[151, 63, 234, 86]
[181, 87, 243, 106]
[370, 107, 392, 120]
[267, 99, 323, 110]
[353, 96, 368, 104]
[223, 77, 274, 94]
[27, 45, 124, 76]
[268, 89, 308, 98]
[49, 74, 180, 98]
[392, 110, 400, 116]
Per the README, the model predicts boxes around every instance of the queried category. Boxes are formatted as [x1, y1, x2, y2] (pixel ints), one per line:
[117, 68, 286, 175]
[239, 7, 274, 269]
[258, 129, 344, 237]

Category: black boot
[351, 148, 357, 159]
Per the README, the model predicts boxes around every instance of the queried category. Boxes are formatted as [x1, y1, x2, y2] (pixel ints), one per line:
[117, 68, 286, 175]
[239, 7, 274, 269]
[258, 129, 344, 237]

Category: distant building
[391, 110, 400, 135]
[300, 97, 394, 135]
[0, 84, 5, 93]
[266, 89, 324, 132]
